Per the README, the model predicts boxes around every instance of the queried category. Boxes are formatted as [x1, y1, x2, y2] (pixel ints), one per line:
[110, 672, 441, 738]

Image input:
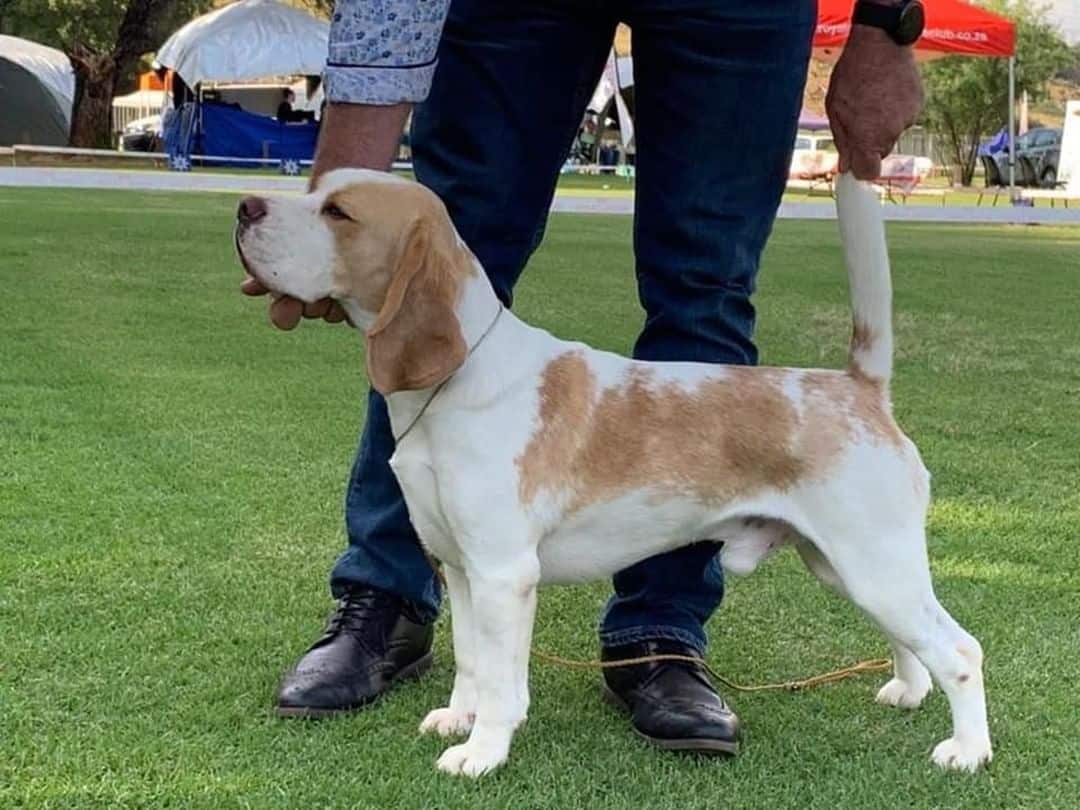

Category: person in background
[243, 0, 924, 754]
[276, 88, 314, 124]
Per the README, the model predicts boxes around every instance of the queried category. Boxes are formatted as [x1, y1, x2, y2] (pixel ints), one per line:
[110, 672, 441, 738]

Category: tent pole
[1007, 56, 1016, 200]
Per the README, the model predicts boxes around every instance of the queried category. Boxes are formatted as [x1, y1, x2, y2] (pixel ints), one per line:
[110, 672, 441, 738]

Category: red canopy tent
[812, 0, 1019, 189]
[814, 0, 1015, 60]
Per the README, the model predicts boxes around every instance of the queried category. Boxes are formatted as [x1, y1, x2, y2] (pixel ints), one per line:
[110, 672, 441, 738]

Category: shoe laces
[324, 588, 398, 645]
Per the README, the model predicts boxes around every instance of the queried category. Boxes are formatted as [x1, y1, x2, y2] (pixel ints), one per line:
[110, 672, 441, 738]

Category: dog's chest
[388, 447, 463, 568]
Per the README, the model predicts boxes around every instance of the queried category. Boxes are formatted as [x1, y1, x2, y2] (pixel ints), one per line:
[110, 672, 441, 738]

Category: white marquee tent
[154, 0, 329, 87]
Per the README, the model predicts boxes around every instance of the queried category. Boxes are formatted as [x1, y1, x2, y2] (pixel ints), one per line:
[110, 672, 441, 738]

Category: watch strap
[852, 0, 905, 33]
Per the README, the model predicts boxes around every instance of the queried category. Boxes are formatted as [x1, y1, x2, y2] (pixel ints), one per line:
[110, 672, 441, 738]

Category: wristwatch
[852, 0, 926, 46]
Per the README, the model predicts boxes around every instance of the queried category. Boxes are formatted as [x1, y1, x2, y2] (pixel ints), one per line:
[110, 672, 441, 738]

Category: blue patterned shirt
[324, 0, 451, 105]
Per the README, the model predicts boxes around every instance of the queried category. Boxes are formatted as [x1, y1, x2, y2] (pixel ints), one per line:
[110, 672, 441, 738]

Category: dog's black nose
[237, 196, 268, 225]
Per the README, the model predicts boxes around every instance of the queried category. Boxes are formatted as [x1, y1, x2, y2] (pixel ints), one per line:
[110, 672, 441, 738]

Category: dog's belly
[392, 456, 794, 582]
[537, 491, 791, 584]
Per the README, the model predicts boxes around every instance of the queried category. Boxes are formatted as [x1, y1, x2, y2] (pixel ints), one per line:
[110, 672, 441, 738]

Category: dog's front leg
[435, 560, 539, 777]
[420, 564, 477, 737]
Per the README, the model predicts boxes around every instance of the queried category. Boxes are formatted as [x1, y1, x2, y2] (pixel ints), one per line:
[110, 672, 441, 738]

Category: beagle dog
[235, 170, 991, 777]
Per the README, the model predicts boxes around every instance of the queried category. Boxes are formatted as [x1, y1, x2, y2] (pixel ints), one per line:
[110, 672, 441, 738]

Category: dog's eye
[321, 202, 351, 221]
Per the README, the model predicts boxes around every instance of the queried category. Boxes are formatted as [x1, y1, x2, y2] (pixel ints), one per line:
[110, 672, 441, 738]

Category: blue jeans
[331, 0, 815, 653]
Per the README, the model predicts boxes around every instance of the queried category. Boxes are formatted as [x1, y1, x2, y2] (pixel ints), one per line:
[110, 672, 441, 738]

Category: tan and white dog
[235, 170, 991, 777]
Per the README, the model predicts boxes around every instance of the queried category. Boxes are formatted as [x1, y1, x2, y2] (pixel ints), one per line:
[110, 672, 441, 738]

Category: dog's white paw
[875, 676, 932, 709]
[435, 738, 510, 778]
[419, 707, 475, 738]
[931, 737, 993, 772]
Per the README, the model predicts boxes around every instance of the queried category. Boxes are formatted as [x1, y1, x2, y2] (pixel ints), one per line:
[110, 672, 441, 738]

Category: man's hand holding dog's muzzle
[240, 102, 411, 330]
[239, 274, 349, 330]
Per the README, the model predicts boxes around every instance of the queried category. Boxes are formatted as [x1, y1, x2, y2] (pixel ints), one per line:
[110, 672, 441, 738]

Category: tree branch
[114, 0, 177, 60]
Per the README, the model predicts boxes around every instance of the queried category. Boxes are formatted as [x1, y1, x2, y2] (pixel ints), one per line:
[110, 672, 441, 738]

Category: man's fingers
[849, 148, 882, 182]
[829, 111, 851, 175]
[829, 108, 848, 151]
[240, 269, 347, 331]
[834, 134, 849, 173]
[270, 296, 304, 330]
[241, 275, 269, 296]
[259, 295, 348, 330]
[303, 299, 331, 319]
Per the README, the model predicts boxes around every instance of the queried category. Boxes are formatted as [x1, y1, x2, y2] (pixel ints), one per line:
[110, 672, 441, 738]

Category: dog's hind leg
[420, 565, 477, 738]
[796, 539, 848, 594]
[434, 555, 539, 777]
[797, 542, 932, 710]
[817, 527, 991, 772]
[876, 642, 933, 709]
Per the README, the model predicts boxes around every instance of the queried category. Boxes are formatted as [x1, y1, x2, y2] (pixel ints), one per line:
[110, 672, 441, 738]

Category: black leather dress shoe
[601, 640, 741, 754]
[276, 587, 434, 717]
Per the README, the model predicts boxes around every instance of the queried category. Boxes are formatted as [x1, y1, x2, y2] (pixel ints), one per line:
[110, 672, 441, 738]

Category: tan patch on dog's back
[518, 354, 906, 513]
[518, 352, 598, 504]
[800, 370, 905, 451]
[520, 355, 810, 512]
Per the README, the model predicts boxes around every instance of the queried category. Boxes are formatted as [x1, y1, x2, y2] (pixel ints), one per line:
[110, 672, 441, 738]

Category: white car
[119, 114, 162, 152]
[794, 133, 836, 152]
[791, 132, 839, 179]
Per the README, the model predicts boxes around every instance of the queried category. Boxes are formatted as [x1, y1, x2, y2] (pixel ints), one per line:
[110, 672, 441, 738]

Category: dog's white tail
[835, 172, 893, 385]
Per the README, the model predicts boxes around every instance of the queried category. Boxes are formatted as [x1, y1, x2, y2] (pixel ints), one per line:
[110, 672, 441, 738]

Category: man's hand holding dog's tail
[827, 14, 923, 181]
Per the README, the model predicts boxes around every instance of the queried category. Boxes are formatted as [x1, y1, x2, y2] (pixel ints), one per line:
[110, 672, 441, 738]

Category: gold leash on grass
[431, 562, 891, 693]
[533, 649, 892, 693]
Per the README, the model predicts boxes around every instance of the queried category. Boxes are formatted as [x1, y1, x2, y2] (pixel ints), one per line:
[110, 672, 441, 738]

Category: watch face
[896, 1, 925, 46]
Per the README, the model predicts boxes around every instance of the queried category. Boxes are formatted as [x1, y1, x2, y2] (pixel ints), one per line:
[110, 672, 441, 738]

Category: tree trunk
[961, 147, 977, 187]
[66, 1, 183, 149]
[942, 113, 964, 186]
[949, 139, 964, 185]
[960, 117, 987, 187]
[68, 48, 119, 148]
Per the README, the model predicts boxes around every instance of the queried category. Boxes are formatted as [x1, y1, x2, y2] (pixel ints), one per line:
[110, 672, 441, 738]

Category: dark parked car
[995, 127, 1062, 187]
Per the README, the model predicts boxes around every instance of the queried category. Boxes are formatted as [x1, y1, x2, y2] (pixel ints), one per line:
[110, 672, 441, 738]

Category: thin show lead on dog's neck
[235, 171, 991, 777]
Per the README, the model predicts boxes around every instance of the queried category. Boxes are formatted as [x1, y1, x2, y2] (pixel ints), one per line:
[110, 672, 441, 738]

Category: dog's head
[235, 169, 472, 394]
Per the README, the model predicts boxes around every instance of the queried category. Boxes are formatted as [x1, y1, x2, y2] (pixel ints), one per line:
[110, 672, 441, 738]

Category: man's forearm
[310, 0, 450, 182]
[311, 102, 411, 181]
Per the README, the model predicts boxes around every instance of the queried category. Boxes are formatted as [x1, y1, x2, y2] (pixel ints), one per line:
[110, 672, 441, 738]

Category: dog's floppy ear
[366, 219, 467, 395]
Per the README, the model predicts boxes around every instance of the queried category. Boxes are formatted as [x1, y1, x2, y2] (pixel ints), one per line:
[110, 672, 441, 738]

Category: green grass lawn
[2, 187, 1079, 808]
